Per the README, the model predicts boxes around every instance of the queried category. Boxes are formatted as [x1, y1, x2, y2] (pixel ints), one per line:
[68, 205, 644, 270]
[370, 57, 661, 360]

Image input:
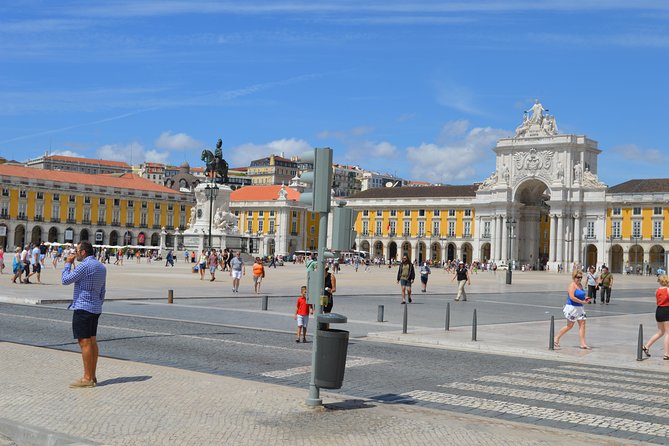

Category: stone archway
[386, 241, 396, 261]
[267, 238, 276, 256]
[31, 226, 42, 244]
[431, 242, 441, 262]
[649, 245, 665, 274]
[361, 240, 371, 256]
[610, 244, 624, 273]
[461, 242, 473, 264]
[480, 242, 491, 263]
[629, 245, 643, 273]
[150, 232, 160, 246]
[417, 241, 426, 264]
[401, 242, 412, 260]
[14, 225, 25, 248]
[513, 178, 551, 265]
[585, 244, 598, 268]
[0, 224, 7, 250]
[80, 228, 90, 242]
[48, 227, 58, 243]
[447, 243, 456, 261]
[110, 230, 119, 246]
[123, 231, 133, 245]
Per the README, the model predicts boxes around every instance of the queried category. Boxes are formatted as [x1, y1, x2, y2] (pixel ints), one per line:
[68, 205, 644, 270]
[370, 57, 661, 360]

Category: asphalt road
[2, 302, 669, 444]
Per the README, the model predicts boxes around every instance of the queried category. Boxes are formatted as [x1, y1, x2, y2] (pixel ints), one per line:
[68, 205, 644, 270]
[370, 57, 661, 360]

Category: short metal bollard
[377, 305, 384, 322]
[445, 302, 450, 331]
[471, 309, 477, 341]
[168, 289, 173, 304]
[549, 315, 555, 350]
[402, 302, 408, 334]
[636, 324, 644, 361]
[262, 295, 268, 311]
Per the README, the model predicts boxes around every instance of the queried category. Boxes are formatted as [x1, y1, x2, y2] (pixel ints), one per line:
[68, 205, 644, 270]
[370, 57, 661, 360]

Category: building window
[142, 201, 147, 209]
[126, 209, 134, 223]
[99, 197, 105, 205]
[84, 196, 90, 204]
[269, 221, 275, 233]
[53, 193, 60, 201]
[247, 210, 253, 217]
[18, 202, 26, 219]
[403, 221, 410, 236]
[154, 211, 161, 225]
[292, 211, 297, 218]
[612, 207, 621, 215]
[362, 210, 369, 216]
[433, 209, 440, 217]
[291, 221, 297, 234]
[168, 204, 173, 211]
[1, 201, 8, 216]
[376, 210, 382, 217]
[69, 194, 76, 203]
[463, 221, 471, 237]
[390, 210, 397, 217]
[654, 207, 663, 215]
[418, 221, 425, 236]
[114, 198, 120, 207]
[83, 207, 90, 222]
[18, 190, 27, 198]
[128, 200, 134, 208]
[1, 188, 8, 197]
[483, 221, 491, 237]
[36, 192, 44, 200]
[586, 221, 595, 239]
[418, 209, 425, 217]
[52, 204, 60, 220]
[633, 207, 641, 216]
[375, 221, 382, 236]
[448, 209, 455, 217]
[632, 220, 641, 238]
[404, 210, 411, 217]
[112, 209, 120, 224]
[433, 221, 440, 236]
[270, 210, 275, 217]
[155, 203, 160, 210]
[258, 210, 264, 217]
[389, 221, 396, 235]
[362, 221, 369, 235]
[448, 221, 455, 237]
[464, 209, 472, 217]
[68, 207, 75, 221]
[612, 221, 621, 239]
[98, 208, 106, 223]
[35, 203, 43, 219]
[653, 221, 663, 239]
[167, 214, 173, 227]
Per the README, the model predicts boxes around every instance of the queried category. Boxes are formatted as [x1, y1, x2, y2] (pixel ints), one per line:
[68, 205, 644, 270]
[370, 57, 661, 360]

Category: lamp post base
[506, 268, 512, 284]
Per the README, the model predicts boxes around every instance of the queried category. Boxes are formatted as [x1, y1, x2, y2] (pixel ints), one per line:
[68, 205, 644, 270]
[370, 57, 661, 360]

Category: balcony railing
[82, 219, 91, 225]
[152, 224, 162, 229]
[66, 218, 77, 224]
[165, 225, 174, 230]
[96, 220, 106, 226]
[290, 231, 298, 236]
[126, 223, 135, 228]
[33, 215, 43, 222]
[139, 224, 148, 228]
[112, 220, 120, 226]
[51, 217, 61, 223]
[17, 214, 27, 220]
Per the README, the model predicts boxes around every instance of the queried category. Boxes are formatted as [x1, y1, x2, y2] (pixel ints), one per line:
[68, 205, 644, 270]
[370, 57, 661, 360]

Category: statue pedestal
[181, 183, 240, 252]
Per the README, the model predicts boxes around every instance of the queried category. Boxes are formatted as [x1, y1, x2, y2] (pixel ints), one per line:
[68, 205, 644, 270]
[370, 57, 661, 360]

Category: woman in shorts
[554, 270, 591, 349]
[198, 250, 207, 281]
[642, 274, 669, 360]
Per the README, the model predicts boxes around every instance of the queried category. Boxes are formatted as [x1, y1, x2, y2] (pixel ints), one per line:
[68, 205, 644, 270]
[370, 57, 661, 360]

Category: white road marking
[261, 356, 387, 378]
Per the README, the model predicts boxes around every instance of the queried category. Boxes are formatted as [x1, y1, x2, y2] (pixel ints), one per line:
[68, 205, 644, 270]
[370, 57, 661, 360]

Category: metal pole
[306, 210, 329, 407]
[207, 188, 213, 251]
[402, 301, 408, 334]
[471, 309, 477, 341]
[168, 289, 173, 304]
[636, 324, 644, 361]
[262, 295, 268, 311]
[377, 305, 384, 322]
[445, 302, 450, 331]
[549, 315, 555, 350]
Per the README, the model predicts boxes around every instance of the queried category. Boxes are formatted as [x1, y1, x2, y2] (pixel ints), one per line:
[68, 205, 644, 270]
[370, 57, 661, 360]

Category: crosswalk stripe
[558, 364, 669, 379]
[261, 356, 386, 378]
[477, 375, 668, 405]
[533, 367, 669, 388]
[438, 382, 665, 417]
[507, 371, 658, 395]
[403, 390, 669, 437]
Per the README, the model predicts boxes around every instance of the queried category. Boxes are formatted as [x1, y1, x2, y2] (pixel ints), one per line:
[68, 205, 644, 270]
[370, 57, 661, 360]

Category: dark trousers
[601, 286, 612, 303]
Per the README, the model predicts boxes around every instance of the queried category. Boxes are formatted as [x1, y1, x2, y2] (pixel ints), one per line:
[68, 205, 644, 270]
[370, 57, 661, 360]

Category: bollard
[471, 308, 477, 341]
[402, 302, 408, 334]
[549, 315, 555, 350]
[377, 305, 384, 322]
[445, 302, 450, 331]
[636, 324, 644, 361]
[168, 289, 173, 304]
[262, 295, 268, 311]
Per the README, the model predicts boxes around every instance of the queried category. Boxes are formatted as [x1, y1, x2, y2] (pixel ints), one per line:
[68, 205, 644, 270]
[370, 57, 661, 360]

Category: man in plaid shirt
[62, 240, 107, 388]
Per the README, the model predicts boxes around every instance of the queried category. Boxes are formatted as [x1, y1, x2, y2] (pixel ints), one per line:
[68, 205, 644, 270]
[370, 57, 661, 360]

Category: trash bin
[314, 313, 349, 389]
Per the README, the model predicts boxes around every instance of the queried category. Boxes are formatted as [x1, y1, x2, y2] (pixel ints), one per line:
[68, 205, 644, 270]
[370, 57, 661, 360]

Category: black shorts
[32, 263, 41, 273]
[72, 310, 101, 339]
[420, 276, 428, 284]
[656, 306, 669, 323]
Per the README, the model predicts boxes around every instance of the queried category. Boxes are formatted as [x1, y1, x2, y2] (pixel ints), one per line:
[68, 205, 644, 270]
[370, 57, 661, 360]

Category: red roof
[45, 155, 130, 168]
[0, 164, 180, 194]
[230, 185, 300, 201]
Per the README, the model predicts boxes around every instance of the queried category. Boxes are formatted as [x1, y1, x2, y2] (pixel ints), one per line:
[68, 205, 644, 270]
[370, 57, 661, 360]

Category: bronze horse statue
[201, 138, 229, 183]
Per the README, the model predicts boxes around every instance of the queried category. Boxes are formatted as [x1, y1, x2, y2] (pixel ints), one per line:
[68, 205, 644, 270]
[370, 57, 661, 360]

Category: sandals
[553, 338, 560, 348]
[579, 346, 592, 350]
[642, 346, 651, 357]
[664, 356, 669, 361]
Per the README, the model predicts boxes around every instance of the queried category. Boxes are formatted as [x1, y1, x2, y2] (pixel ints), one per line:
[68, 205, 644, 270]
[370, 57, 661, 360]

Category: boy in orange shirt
[294, 286, 313, 343]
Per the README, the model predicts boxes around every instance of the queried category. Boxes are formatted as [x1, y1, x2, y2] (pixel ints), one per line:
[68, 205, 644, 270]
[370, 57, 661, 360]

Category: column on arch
[573, 214, 582, 264]
[549, 214, 557, 262]
[556, 214, 565, 264]
[501, 215, 508, 263]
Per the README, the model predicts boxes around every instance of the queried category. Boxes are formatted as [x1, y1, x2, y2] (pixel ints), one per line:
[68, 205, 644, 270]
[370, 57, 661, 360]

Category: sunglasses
[576, 276, 583, 279]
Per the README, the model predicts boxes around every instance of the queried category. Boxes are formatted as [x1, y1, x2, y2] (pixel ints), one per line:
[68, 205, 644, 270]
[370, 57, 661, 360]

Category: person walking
[165, 250, 174, 267]
[208, 249, 219, 282]
[554, 270, 591, 349]
[419, 261, 431, 293]
[322, 266, 337, 313]
[198, 250, 207, 281]
[0, 247, 4, 275]
[642, 274, 669, 360]
[396, 255, 415, 304]
[599, 265, 613, 304]
[11, 247, 23, 283]
[230, 251, 245, 292]
[452, 261, 470, 301]
[294, 285, 313, 343]
[61, 240, 107, 388]
[252, 257, 265, 294]
[585, 266, 598, 304]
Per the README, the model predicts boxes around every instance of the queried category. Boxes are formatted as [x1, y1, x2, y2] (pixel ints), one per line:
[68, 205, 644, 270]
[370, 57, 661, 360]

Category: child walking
[294, 286, 313, 343]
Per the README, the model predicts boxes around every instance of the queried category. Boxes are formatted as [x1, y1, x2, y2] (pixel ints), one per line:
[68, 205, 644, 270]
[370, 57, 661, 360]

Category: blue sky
[1, 1, 668, 186]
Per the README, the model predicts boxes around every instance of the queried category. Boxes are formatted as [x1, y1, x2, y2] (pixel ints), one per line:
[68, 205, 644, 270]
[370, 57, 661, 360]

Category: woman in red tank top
[642, 274, 669, 360]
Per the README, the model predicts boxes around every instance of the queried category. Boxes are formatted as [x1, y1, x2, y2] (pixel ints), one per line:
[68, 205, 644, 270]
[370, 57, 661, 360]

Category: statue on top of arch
[515, 99, 559, 138]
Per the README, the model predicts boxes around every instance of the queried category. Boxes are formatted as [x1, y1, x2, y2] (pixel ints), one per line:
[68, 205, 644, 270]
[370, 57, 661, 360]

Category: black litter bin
[314, 313, 349, 389]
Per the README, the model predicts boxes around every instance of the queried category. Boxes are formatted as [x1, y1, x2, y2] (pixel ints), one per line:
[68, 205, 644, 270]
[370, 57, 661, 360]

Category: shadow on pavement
[97, 375, 152, 386]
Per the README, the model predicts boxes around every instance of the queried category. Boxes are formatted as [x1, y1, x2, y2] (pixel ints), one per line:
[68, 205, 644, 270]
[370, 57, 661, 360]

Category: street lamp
[506, 218, 517, 284]
[204, 183, 219, 251]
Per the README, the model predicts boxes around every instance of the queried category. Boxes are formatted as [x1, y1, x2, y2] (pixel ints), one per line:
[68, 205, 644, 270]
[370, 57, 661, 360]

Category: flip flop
[580, 346, 592, 350]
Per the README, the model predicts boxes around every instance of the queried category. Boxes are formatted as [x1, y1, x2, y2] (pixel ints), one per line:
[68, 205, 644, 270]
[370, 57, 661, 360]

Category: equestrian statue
[201, 138, 229, 184]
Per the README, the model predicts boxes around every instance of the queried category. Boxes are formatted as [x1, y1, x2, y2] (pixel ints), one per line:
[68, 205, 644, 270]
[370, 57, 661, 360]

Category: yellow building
[0, 164, 193, 250]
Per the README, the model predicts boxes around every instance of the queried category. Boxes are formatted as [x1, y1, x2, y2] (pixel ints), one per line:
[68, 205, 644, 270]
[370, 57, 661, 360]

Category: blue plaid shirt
[62, 255, 107, 314]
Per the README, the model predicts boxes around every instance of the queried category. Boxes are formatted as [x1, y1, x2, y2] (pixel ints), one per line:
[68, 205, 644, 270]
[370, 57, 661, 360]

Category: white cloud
[345, 140, 399, 161]
[228, 138, 312, 167]
[317, 126, 374, 140]
[51, 149, 83, 158]
[96, 142, 169, 165]
[434, 81, 484, 116]
[406, 122, 509, 183]
[611, 144, 663, 164]
[155, 131, 202, 150]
